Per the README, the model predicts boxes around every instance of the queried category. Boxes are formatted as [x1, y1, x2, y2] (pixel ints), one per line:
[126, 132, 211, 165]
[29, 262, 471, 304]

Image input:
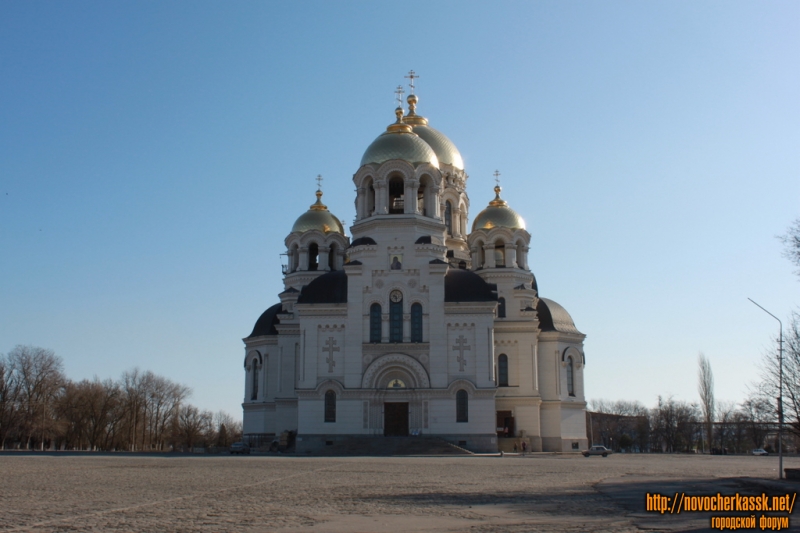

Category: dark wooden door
[384, 402, 409, 436]
[496, 410, 514, 438]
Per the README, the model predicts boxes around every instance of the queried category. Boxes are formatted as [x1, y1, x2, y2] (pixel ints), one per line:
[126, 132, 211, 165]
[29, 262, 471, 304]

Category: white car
[583, 445, 612, 457]
[751, 448, 769, 456]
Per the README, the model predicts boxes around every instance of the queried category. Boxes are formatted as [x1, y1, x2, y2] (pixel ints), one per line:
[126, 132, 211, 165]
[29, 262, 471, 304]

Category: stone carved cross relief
[452, 335, 471, 372]
[323, 337, 339, 373]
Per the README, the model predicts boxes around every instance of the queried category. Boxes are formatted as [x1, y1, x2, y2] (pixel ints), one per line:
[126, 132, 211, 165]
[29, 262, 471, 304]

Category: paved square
[0, 453, 797, 532]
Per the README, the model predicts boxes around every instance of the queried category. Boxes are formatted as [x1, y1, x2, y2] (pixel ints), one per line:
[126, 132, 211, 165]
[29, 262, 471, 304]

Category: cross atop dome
[493, 170, 501, 187]
[394, 85, 405, 108]
[405, 70, 419, 94]
[316, 174, 323, 191]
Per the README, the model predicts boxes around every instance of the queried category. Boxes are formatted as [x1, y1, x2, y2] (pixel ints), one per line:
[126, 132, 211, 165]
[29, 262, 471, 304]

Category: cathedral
[242, 80, 588, 453]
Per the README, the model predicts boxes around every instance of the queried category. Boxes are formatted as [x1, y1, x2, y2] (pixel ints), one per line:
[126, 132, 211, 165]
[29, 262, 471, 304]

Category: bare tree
[651, 396, 699, 452]
[698, 353, 715, 452]
[756, 312, 800, 438]
[213, 411, 237, 447]
[7, 346, 65, 449]
[779, 217, 800, 279]
[176, 405, 212, 449]
[741, 389, 775, 449]
[0, 354, 22, 448]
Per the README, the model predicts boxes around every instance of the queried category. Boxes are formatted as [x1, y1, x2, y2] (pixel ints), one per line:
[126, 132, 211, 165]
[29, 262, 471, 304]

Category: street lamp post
[748, 298, 784, 480]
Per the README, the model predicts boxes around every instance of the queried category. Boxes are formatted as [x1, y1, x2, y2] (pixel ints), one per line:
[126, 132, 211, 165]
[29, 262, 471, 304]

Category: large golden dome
[404, 94, 464, 170]
[360, 107, 439, 168]
[291, 190, 345, 234]
[472, 186, 526, 231]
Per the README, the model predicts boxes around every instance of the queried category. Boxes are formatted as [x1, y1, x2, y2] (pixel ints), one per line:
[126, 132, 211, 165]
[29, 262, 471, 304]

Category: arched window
[498, 354, 509, 387]
[444, 201, 453, 235]
[389, 176, 404, 214]
[308, 243, 319, 271]
[458, 260, 466, 269]
[389, 292, 403, 343]
[328, 244, 337, 271]
[456, 389, 468, 422]
[250, 359, 259, 400]
[324, 390, 336, 422]
[567, 356, 575, 396]
[410, 303, 423, 342]
[497, 297, 506, 318]
[370, 303, 382, 343]
[494, 240, 505, 267]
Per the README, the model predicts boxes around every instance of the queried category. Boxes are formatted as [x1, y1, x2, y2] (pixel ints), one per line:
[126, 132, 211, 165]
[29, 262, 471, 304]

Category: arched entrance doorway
[361, 354, 430, 437]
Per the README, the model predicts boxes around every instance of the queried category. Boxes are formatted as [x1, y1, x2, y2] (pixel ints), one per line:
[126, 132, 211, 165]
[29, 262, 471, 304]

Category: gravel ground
[0, 453, 798, 532]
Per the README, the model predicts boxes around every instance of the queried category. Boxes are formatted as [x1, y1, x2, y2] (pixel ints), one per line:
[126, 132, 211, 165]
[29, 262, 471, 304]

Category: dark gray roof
[345, 260, 362, 265]
[430, 258, 447, 264]
[415, 235, 432, 244]
[279, 287, 299, 295]
[536, 297, 581, 334]
[297, 270, 348, 304]
[350, 237, 377, 247]
[247, 303, 282, 338]
[444, 269, 498, 302]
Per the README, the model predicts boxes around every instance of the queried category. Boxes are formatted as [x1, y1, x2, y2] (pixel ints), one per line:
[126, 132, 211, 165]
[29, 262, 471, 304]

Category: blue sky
[1, 1, 798, 418]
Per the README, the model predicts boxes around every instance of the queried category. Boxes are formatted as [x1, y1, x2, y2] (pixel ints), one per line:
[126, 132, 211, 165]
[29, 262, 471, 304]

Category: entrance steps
[298, 436, 474, 456]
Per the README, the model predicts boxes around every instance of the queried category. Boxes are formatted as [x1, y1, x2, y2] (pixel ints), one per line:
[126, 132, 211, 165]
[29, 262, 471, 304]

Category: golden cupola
[471, 185, 526, 231]
[360, 106, 440, 168]
[291, 189, 345, 234]
[403, 94, 464, 170]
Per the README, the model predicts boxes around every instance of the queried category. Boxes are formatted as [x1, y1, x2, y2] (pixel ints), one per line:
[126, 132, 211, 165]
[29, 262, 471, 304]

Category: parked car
[583, 445, 612, 457]
[230, 442, 250, 455]
[751, 448, 769, 456]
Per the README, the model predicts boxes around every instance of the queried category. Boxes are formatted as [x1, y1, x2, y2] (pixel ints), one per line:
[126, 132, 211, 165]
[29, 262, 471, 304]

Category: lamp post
[748, 298, 783, 480]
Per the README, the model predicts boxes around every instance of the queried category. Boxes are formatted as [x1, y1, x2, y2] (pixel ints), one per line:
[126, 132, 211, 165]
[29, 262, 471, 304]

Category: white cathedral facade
[242, 88, 588, 453]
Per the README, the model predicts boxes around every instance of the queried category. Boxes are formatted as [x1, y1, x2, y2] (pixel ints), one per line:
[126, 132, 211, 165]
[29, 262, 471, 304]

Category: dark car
[230, 442, 250, 455]
[583, 445, 612, 457]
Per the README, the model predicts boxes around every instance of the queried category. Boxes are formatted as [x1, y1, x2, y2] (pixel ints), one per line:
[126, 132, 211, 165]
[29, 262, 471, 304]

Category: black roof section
[429, 258, 447, 264]
[345, 260, 362, 265]
[536, 297, 581, 334]
[350, 237, 377, 247]
[444, 269, 498, 302]
[247, 303, 282, 338]
[415, 235, 432, 244]
[297, 270, 348, 304]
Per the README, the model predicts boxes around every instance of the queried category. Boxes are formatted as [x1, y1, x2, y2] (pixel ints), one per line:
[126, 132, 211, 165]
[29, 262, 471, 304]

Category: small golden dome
[360, 106, 439, 168]
[291, 190, 345, 234]
[404, 94, 464, 170]
[471, 186, 526, 231]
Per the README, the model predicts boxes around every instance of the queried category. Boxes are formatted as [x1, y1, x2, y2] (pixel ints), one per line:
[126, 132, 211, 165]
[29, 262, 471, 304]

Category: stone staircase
[298, 436, 474, 456]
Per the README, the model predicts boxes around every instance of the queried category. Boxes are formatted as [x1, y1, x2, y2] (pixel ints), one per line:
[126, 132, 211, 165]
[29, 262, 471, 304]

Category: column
[485, 244, 496, 268]
[298, 247, 309, 271]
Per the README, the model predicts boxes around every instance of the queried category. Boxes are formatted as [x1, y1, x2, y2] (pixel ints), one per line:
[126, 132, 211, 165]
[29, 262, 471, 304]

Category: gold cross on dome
[405, 70, 419, 94]
[493, 170, 501, 187]
[316, 174, 323, 191]
[395, 85, 405, 107]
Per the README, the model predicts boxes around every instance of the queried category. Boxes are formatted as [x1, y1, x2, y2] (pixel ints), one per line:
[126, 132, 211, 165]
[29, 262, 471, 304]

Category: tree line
[0, 345, 241, 451]
[588, 395, 777, 454]
[589, 314, 800, 454]
[590, 219, 800, 454]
